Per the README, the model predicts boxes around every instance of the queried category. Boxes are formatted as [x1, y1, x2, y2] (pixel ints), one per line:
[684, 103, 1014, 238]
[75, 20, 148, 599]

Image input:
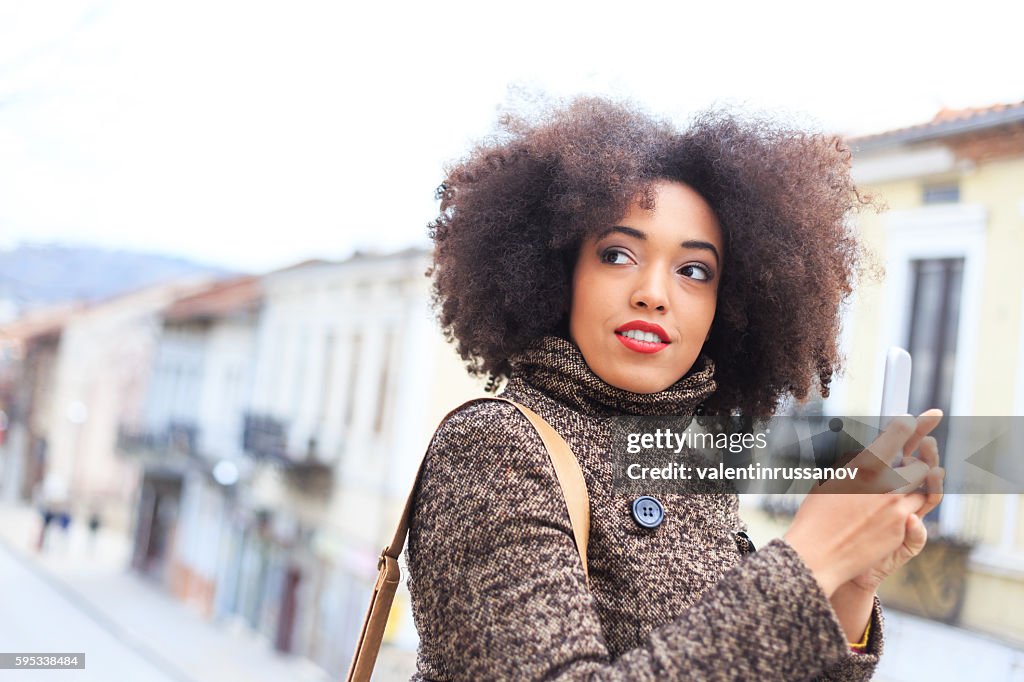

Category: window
[291, 329, 308, 419]
[923, 182, 960, 204]
[373, 329, 395, 434]
[879, 203, 986, 537]
[342, 334, 362, 430]
[318, 332, 335, 427]
[906, 258, 964, 416]
[905, 258, 964, 526]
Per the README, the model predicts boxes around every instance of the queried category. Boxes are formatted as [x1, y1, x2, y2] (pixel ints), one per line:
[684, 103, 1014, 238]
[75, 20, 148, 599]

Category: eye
[678, 263, 713, 281]
[600, 248, 633, 266]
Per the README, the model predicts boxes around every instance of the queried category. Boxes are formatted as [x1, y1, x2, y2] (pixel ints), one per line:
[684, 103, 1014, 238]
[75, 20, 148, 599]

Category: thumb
[904, 513, 928, 555]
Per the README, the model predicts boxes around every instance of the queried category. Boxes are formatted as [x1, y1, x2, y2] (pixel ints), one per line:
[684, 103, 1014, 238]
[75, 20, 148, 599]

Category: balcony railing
[242, 412, 287, 461]
[167, 420, 199, 456]
[117, 420, 200, 458]
[241, 414, 334, 494]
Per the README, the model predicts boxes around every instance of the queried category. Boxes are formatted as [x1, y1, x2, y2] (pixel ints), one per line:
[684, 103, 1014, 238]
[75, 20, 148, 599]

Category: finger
[898, 491, 929, 516]
[916, 467, 945, 519]
[884, 459, 931, 493]
[902, 409, 944, 458]
[864, 415, 919, 468]
[904, 513, 928, 553]
[915, 435, 940, 469]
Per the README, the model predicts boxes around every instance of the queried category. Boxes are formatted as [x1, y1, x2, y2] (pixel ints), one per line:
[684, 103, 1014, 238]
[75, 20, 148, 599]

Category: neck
[503, 335, 717, 417]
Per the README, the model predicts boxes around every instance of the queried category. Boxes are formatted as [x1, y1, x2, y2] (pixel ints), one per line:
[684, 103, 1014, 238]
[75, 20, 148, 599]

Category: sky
[1, 0, 1022, 273]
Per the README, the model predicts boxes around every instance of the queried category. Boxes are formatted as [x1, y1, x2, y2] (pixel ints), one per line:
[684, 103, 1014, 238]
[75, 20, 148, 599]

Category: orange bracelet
[848, 619, 871, 651]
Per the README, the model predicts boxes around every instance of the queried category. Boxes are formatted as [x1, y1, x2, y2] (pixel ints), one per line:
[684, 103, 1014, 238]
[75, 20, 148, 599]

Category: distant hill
[0, 244, 235, 317]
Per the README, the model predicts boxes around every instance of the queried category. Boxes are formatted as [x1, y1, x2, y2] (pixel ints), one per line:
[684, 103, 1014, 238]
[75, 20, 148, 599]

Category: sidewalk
[742, 505, 1024, 681]
[0, 503, 343, 682]
[875, 610, 1024, 682]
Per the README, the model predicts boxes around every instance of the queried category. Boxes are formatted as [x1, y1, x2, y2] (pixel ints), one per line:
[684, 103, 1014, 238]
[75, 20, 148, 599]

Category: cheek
[701, 299, 719, 339]
[569, 288, 595, 340]
[569, 262, 598, 328]
[672, 292, 717, 335]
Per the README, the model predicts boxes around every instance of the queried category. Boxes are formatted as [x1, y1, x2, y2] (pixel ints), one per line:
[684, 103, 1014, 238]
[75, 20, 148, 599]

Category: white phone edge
[880, 346, 912, 432]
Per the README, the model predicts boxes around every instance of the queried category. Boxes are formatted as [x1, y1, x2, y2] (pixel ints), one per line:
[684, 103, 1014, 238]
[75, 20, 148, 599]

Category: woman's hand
[847, 413, 945, 592]
[783, 411, 943, 598]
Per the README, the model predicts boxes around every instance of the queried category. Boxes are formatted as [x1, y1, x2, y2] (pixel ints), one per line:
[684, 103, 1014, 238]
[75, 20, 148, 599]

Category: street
[0, 542, 180, 682]
[0, 504, 339, 682]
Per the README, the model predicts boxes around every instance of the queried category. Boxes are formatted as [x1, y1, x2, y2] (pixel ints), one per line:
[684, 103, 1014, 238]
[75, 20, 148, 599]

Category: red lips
[614, 320, 670, 342]
[614, 320, 671, 354]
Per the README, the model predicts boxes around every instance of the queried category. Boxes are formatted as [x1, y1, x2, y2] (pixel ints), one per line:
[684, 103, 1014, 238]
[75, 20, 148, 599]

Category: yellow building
[746, 101, 1024, 647]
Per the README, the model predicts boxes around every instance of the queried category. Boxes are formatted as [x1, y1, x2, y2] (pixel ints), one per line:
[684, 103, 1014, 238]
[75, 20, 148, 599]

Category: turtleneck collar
[502, 335, 717, 417]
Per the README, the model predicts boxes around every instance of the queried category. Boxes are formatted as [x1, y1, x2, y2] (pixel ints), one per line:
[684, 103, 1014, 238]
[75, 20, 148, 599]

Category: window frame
[879, 203, 987, 537]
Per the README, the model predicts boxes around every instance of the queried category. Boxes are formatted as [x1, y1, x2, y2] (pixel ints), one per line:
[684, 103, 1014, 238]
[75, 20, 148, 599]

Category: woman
[406, 97, 944, 680]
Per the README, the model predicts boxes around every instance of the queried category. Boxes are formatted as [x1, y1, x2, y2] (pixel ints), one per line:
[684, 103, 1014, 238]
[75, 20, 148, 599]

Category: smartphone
[879, 346, 912, 445]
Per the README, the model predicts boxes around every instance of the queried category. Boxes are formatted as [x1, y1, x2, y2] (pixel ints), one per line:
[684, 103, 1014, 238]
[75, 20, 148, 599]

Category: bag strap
[345, 397, 591, 682]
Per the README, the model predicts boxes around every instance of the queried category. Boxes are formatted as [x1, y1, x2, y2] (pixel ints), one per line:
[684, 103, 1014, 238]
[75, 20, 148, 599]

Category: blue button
[631, 496, 664, 528]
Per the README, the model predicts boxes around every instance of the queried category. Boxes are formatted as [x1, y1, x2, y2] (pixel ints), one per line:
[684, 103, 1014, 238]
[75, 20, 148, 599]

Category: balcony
[116, 420, 200, 459]
[241, 414, 333, 495]
[241, 412, 287, 461]
[283, 437, 333, 496]
[167, 420, 199, 457]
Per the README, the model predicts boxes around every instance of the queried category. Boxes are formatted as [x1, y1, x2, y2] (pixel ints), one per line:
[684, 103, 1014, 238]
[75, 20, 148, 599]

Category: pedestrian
[58, 510, 71, 532]
[37, 508, 54, 552]
[404, 97, 945, 680]
[87, 511, 101, 553]
[56, 509, 72, 554]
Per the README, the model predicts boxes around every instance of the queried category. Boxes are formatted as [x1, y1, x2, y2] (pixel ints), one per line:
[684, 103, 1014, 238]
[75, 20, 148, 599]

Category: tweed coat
[406, 335, 883, 681]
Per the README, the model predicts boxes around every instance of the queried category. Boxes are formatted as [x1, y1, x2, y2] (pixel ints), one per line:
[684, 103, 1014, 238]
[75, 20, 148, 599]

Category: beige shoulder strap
[345, 397, 591, 682]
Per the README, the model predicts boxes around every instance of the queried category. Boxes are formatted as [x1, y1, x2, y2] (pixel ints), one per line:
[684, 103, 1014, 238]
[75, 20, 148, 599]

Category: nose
[630, 269, 669, 312]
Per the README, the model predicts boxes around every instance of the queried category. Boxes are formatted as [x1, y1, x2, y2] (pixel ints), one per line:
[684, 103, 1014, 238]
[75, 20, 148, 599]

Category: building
[0, 304, 78, 504]
[118, 250, 485, 677]
[238, 249, 485, 674]
[118, 275, 263, 608]
[745, 100, 1024, 646]
[0, 278, 211, 533]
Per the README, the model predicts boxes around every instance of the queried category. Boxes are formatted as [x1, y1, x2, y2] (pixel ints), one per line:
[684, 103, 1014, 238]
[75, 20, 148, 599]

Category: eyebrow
[596, 225, 721, 268]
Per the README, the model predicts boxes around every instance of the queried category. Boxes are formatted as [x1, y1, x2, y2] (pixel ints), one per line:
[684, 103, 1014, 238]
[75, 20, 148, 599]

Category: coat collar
[503, 335, 717, 417]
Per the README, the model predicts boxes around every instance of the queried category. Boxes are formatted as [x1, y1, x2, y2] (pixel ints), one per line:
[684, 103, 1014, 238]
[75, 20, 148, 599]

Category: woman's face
[569, 180, 723, 394]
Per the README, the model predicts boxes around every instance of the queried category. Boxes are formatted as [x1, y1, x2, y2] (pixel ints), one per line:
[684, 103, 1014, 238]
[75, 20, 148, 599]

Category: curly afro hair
[427, 96, 876, 417]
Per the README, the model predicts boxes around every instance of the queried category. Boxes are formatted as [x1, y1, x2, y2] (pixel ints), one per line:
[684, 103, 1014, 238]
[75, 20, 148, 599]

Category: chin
[607, 372, 675, 394]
